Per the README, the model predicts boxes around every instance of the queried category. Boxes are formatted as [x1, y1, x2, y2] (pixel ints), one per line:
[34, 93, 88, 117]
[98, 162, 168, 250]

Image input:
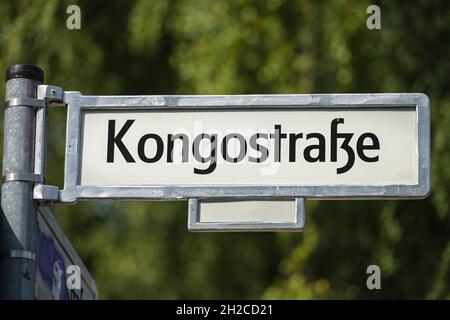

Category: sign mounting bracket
[32, 84, 65, 203]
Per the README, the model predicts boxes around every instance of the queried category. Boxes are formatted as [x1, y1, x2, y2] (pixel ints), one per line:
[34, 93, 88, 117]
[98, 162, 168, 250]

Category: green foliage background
[0, 0, 449, 299]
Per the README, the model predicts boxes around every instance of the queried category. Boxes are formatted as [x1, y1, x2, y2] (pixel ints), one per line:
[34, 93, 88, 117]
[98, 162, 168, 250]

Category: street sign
[60, 92, 430, 203]
[35, 206, 98, 300]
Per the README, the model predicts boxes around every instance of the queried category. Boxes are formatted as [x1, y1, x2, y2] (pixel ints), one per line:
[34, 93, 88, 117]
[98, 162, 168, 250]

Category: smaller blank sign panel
[79, 108, 418, 186]
[199, 200, 296, 223]
[188, 198, 305, 231]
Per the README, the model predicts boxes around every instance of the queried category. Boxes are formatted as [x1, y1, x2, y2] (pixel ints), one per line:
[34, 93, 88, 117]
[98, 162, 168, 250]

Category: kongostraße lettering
[106, 118, 380, 175]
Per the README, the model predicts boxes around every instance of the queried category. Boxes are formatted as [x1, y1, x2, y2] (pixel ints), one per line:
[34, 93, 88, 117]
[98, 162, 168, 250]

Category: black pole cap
[6, 64, 44, 83]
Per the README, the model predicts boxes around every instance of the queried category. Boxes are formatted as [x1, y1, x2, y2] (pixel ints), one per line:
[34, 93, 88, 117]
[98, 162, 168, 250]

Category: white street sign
[60, 93, 430, 202]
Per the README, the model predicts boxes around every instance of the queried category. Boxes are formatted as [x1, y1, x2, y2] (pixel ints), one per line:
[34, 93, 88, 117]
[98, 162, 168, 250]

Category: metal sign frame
[188, 198, 305, 232]
[60, 92, 430, 203]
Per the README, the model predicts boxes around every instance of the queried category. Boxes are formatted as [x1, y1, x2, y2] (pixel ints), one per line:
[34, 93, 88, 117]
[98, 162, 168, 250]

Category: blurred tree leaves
[0, 0, 449, 299]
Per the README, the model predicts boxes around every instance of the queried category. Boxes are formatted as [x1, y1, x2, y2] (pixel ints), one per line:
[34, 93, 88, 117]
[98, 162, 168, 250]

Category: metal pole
[0, 64, 44, 299]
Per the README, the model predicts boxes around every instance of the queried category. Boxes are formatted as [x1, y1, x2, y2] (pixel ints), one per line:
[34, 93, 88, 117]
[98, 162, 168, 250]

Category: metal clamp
[0, 250, 36, 261]
[5, 97, 46, 108]
[2, 172, 43, 183]
[33, 184, 60, 202]
[37, 85, 64, 105]
[5, 85, 64, 109]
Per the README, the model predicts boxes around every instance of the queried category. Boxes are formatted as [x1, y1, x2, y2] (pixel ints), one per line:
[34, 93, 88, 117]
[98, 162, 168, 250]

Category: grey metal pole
[0, 64, 44, 299]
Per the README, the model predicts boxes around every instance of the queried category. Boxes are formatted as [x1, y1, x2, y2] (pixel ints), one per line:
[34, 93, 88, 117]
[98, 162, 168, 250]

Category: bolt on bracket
[37, 85, 64, 105]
